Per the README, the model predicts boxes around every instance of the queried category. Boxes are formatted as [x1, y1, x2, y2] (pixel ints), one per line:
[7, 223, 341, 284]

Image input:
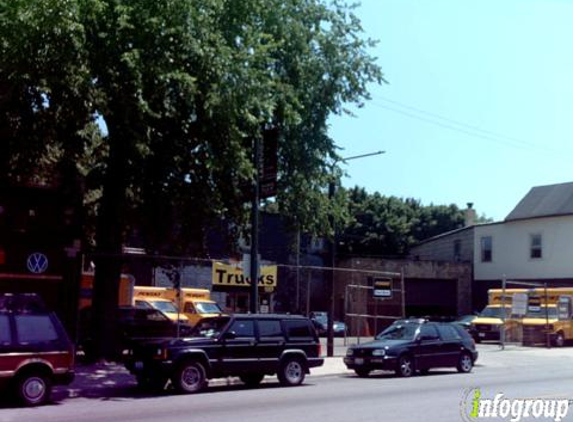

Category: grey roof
[506, 182, 573, 221]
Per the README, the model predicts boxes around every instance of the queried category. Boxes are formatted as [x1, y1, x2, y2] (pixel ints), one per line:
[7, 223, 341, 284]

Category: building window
[530, 234, 542, 259]
[481, 236, 492, 262]
[453, 239, 461, 261]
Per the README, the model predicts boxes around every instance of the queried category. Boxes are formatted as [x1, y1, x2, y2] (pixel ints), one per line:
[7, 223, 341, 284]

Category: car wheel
[17, 372, 52, 406]
[278, 357, 306, 386]
[457, 352, 473, 373]
[172, 361, 207, 394]
[239, 373, 265, 387]
[396, 355, 414, 378]
[553, 332, 566, 347]
[355, 368, 371, 378]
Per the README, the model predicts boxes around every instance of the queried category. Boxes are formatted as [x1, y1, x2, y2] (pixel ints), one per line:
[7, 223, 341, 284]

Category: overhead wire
[368, 95, 561, 155]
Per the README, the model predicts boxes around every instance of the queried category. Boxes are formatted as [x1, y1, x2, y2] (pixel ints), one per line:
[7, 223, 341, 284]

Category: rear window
[283, 320, 313, 338]
[437, 324, 462, 341]
[15, 315, 59, 344]
[0, 315, 11, 345]
[451, 323, 473, 340]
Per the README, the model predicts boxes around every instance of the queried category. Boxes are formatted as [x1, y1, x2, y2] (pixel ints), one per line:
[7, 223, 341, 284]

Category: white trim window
[480, 236, 492, 262]
[530, 234, 542, 259]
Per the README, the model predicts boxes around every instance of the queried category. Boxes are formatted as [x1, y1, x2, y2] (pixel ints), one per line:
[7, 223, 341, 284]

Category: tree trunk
[91, 125, 129, 360]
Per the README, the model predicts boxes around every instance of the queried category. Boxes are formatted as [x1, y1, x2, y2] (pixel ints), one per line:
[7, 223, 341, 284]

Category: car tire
[16, 372, 52, 406]
[239, 373, 265, 387]
[395, 354, 414, 378]
[278, 357, 306, 386]
[553, 332, 566, 347]
[172, 361, 207, 394]
[355, 368, 371, 378]
[457, 352, 473, 373]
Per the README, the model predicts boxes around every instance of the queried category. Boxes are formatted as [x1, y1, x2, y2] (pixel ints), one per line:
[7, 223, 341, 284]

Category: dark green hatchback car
[344, 320, 478, 378]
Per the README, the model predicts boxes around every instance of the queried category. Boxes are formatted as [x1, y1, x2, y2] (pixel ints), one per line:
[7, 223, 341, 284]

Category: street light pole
[250, 135, 261, 314]
[326, 150, 385, 357]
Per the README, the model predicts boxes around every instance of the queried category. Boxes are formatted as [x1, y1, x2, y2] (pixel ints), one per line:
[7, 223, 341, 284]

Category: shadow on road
[0, 359, 323, 409]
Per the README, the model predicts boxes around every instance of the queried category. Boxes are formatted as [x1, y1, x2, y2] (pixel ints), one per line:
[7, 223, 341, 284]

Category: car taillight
[317, 343, 322, 357]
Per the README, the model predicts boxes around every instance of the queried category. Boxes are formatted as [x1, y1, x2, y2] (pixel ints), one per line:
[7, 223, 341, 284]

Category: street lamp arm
[339, 150, 385, 164]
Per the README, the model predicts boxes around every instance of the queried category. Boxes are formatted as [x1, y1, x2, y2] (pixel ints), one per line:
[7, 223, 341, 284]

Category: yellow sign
[212, 262, 277, 288]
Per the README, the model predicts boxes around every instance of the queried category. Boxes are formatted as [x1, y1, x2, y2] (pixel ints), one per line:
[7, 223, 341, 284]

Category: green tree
[338, 187, 468, 256]
[0, 0, 382, 358]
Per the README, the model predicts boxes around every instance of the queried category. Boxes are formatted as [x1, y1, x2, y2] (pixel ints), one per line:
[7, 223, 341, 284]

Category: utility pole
[326, 150, 385, 357]
[249, 135, 261, 314]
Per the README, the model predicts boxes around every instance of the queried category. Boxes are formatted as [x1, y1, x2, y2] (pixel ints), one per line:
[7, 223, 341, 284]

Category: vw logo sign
[27, 253, 49, 274]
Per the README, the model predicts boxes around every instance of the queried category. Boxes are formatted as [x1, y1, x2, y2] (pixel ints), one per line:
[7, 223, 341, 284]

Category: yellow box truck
[134, 286, 224, 327]
[173, 288, 225, 327]
[471, 288, 527, 342]
[521, 288, 573, 347]
[132, 286, 190, 325]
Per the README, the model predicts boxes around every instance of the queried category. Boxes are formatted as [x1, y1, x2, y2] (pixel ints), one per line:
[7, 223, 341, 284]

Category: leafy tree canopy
[338, 187, 482, 256]
[0, 0, 382, 252]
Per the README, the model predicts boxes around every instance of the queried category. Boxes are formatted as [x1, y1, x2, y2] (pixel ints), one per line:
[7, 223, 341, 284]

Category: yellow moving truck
[133, 286, 190, 325]
[173, 288, 224, 327]
[521, 288, 573, 347]
[134, 286, 224, 327]
[471, 288, 527, 342]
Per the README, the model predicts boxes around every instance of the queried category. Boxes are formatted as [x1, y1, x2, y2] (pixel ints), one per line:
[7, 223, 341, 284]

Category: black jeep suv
[124, 314, 324, 393]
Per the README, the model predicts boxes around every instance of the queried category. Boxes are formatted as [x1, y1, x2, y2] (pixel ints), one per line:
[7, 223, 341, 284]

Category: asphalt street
[2, 344, 573, 422]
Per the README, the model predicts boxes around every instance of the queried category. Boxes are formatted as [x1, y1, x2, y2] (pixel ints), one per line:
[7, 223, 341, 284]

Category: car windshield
[195, 302, 223, 314]
[479, 307, 510, 318]
[150, 300, 178, 314]
[191, 317, 231, 338]
[376, 324, 419, 340]
[525, 307, 558, 319]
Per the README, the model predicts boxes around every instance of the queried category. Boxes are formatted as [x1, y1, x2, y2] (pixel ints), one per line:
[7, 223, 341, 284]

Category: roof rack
[0, 293, 48, 313]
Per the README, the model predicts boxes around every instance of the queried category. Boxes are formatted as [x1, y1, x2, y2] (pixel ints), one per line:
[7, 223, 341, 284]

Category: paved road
[2, 345, 573, 422]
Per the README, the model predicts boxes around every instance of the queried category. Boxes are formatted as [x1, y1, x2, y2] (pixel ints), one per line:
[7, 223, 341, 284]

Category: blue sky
[328, 0, 573, 221]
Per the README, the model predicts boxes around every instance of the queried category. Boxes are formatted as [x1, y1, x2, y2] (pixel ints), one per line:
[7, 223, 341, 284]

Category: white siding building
[474, 217, 573, 280]
[412, 182, 573, 311]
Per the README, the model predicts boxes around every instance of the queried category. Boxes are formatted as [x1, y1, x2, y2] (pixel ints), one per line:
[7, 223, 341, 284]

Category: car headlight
[372, 349, 386, 357]
[346, 349, 354, 357]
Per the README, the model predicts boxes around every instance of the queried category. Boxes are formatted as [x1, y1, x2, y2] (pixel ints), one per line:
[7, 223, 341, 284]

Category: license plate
[478, 333, 485, 338]
[354, 358, 364, 365]
[135, 361, 144, 370]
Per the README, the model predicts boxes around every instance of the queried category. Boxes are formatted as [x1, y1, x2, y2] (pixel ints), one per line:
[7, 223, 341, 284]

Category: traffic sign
[373, 278, 392, 298]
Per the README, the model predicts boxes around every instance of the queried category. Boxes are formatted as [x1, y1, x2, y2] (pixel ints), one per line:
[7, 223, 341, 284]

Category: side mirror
[223, 331, 237, 340]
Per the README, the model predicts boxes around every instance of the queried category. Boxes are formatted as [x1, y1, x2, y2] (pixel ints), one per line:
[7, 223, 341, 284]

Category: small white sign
[512, 293, 528, 316]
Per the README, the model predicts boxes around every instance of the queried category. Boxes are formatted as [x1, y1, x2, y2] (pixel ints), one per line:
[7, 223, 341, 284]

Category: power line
[374, 96, 534, 147]
[369, 96, 561, 154]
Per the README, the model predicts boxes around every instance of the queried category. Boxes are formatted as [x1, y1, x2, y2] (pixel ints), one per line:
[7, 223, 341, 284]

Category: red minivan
[0, 293, 75, 406]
